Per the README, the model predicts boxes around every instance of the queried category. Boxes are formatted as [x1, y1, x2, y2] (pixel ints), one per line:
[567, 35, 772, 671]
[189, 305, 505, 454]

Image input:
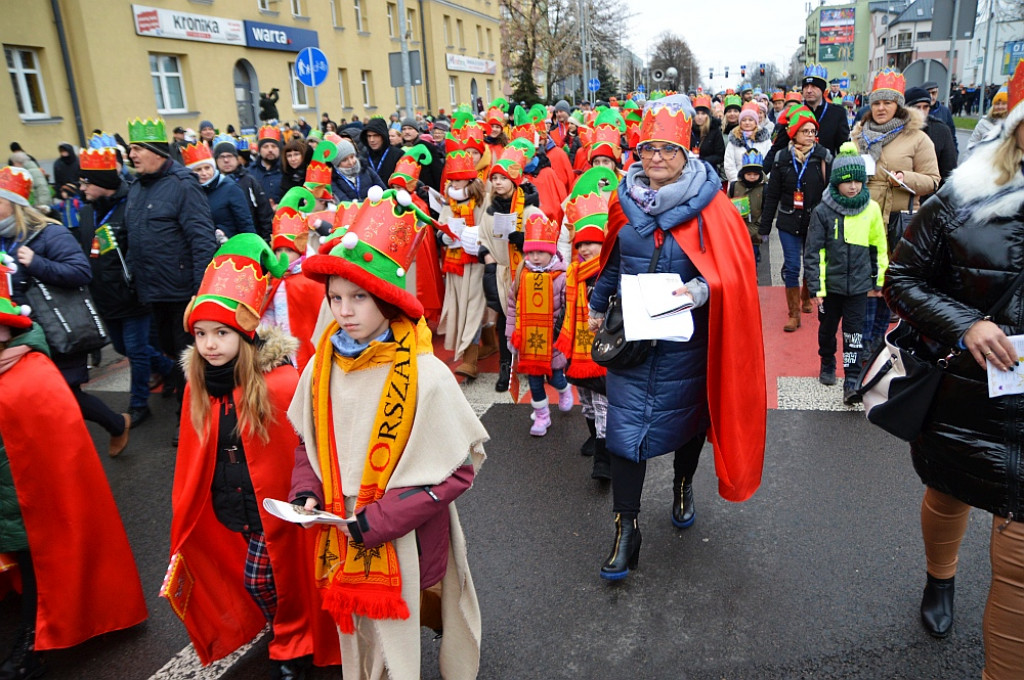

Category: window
[353, 0, 365, 32]
[257, 0, 270, 10]
[330, 0, 341, 26]
[394, 87, 401, 108]
[360, 69, 372, 107]
[456, 19, 464, 49]
[485, 79, 492, 103]
[486, 27, 493, 54]
[338, 68, 349, 108]
[917, 31, 930, 40]
[288, 62, 309, 107]
[443, 15, 452, 46]
[406, 8, 415, 39]
[385, 2, 397, 37]
[149, 53, 186, 113]
[449, 75, 458, 109]
[476, 25, 483, 53]
[290, 0, 302, 16]
[5, 46, 49, 118]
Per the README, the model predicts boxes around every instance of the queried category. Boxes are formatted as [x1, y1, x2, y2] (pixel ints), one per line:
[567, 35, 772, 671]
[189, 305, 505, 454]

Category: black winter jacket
[921, 116, 958, 189]
[75, 181, 148, 320]
[361, 118, 402, 183]
[125, 159, 218, 304]
[812, 100, 851, 157]
[885, 167, 1024, 519]
[228, 166, 274, 241]
[691, 117, 726, 172]
[203, 173, 255, 239]
[759, 144, 831, 238]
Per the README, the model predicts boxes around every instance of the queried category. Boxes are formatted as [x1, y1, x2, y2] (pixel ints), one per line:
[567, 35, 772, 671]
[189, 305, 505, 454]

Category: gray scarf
[625, 154, 708, 216]
[340, 158, 362, 177]
[859, 117, 905, 161]
[0, 216, 16, 238]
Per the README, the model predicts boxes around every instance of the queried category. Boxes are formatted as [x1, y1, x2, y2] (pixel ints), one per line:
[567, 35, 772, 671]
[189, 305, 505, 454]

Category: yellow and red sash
[442, 199, 478, 276]
[555, 256, 605, 379]
[507, 188, 526, 274]
[511, 268, 560, 376]
[312, 316, 427, 633]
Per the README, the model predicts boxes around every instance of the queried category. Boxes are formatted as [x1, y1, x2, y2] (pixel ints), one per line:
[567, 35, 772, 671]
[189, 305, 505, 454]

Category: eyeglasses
[78, 178, 91, 186]
[637, 144, 682, 161]
[796, 129, 818, 137]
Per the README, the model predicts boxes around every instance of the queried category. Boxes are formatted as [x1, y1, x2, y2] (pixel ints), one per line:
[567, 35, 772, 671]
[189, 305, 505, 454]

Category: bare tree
[648, 32, 701, 92]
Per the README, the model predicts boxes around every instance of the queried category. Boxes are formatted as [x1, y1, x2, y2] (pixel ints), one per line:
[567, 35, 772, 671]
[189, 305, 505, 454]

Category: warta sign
[132, 4, 245, 46]
[243, 20, 319, 52]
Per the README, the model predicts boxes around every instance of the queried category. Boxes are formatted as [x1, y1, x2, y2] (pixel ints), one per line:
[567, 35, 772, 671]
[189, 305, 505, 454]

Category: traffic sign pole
[307, 47, 320, 131]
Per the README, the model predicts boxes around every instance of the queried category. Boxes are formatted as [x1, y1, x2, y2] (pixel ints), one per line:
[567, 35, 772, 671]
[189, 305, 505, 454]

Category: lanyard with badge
[791, 154, 811, 210]
[339, 173, 360, 197]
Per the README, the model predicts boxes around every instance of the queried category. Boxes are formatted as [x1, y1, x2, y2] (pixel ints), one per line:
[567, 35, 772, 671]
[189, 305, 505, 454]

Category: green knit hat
[830, 142, 867, 186]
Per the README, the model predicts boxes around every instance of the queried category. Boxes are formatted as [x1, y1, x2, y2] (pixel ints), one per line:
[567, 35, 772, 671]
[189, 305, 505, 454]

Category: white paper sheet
[446, 216, 467, 238]
[262, 498, 353, 527]
[620, 274, 694, 342]
[491, 212, 518, 239]
[427, 187, 446, 214]
[861, 154, 876, 177]
[987, 334, 1024, 398]
[637, 272, 695, 318]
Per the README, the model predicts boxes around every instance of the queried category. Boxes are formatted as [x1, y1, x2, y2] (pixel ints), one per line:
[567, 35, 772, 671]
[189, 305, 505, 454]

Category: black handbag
[886, 194, 915, 253]
[591, 235, 665, 370]
[858, 267, 1024, 441]
[20, 228, 109, 355]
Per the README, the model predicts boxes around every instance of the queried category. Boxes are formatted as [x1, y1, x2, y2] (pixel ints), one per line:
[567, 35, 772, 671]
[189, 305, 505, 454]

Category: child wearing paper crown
[555, 167, 613, 479]
[0, 253, 147, 680]
[804, 143, 888, 405]
[727, 149, 767, 263]
[286, 186, 487, 680]
[505, 212, 571, 437]
[169, 234, 340, 676]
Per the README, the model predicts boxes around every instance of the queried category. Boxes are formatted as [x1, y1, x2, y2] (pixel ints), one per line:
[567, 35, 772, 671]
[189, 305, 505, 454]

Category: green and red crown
[272, 187, 317, 254]
[589, 124, 623, 163]
[305, 137, 339, 198]
[491, 138, 535, 184]
[565, 167, 617, 245]
[0, 253, 32, 329]
[185, 234, 290, 338]
[304, 186, 437, 319]
[486, 97, 509, 127]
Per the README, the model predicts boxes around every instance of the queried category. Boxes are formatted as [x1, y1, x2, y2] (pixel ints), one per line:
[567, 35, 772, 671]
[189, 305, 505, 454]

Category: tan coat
[851, 107, 940, 223]
[437, 202, 488, 359]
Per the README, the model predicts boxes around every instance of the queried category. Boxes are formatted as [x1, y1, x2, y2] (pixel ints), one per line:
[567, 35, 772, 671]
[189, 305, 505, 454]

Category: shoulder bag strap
[647, 232, 666, 273]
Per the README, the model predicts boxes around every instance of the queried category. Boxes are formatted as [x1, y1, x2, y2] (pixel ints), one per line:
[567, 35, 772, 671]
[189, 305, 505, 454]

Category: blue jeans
[861, 296, 893, 354]
[777, 230, 805, 288]
[106, 315, 175, 409]
[527, 369, 568, 403]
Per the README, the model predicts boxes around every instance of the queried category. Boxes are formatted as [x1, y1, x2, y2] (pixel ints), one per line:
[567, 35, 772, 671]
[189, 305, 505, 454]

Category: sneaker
[127, 405, 152, 429]
[843, 384, 862, 405]
[819, 368, 837, 386]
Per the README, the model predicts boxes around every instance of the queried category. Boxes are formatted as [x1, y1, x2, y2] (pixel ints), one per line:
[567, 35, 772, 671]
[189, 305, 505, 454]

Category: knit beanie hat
[555, 100, 571, 114]
[334, 139, 356, 162]
[127, 118, 171, 158]
[0, 253, 32, 329]
[830, 142, 867, 186]
[184, 233, 290, 340]
[199, 120, 214, 132]
[869, 68, 906, 108]
[213, 133, 239, 158]
[738, 102, 760, 125]
[401, 117, 419, 130]
[993, 85, 1008, 105]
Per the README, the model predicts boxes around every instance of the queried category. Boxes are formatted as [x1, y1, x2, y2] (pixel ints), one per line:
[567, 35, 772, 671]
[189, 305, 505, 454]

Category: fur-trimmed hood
[946, 134, 1024, 223]
[180, 323, 300, 375]
[728, 126, 771, 147]
[850, 105, 925, 145]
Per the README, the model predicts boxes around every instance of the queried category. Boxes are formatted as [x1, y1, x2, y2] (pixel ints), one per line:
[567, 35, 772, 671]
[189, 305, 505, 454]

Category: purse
[591, 234, 665, 370]
[858, 267, 1024, 441]
[886, 194, 915, 253]
[20, 228, 110, 356]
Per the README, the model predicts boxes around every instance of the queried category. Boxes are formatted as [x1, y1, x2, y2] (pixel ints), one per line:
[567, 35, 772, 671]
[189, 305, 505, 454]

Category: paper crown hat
[522, 212, 560, 254]
[565, 166, 617, 245]
[272, 186, 318, 254]
[740, 149, 765, 176]
[0, 167, 33, 207]
[257, 125, 282, 146]
[589, 109, 625, 163]
[692, 95, 712, 111]
[184, 233, 290, 338]
[390, 144, 432, 191]
[802, 64, 829, 90]
[491, 138, 536, 184]
[181, 143, 215, 169]
[871, 68, 906, 96]
[771, 90, 786, 102]
[723, 94, 743, 111]
[0, 253, 32, 329]
[303, 186, 439, 319]
[486, 97, 509, 127]
[304, 138, 339, 200]
[785, 90, 803, 103]
[786, 105, 819, 138]
[451, 112, 485, 154]
[638, 96, 694, 150]
[445, 150, 478, 181]
[509, 104, 546, 141]
[79, 148, 118, 172]
[89, 132, 119, 150]
[127, 118, 167, 144]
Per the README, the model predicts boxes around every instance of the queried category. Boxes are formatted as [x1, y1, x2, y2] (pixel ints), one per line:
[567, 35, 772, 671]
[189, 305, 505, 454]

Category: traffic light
[760, 66, 765, 76]
[725, 68, 729, 78]
[741, 67, 746, 78]
[709, 69, 713, 79]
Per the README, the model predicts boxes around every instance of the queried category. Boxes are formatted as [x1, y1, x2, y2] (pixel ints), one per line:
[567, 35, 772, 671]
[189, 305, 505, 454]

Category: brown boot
[478, 324, 498, 360]
[801, 282, 813, 313]
[455, 343, 480, 378]
[109, 413, 131, 457]
[784, 287, 801, 332]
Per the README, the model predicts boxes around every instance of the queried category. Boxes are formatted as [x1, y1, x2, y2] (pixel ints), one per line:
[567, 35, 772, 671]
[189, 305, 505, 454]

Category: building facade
[2, 0, 502, 157]
[803, 0, 873, 93]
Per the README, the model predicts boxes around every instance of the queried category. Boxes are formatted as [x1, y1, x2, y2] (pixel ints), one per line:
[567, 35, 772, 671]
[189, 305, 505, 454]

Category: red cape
[267, 271, 323, 374]
[546, 145, 575, 192]
[170, 366, 340, 666]
[603, 191, 766, 502]
[0, 351, 147, 650]
[527, 168, 568, 226]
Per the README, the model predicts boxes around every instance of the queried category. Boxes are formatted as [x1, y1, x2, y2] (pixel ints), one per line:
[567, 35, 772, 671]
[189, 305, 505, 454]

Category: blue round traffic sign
[588, 78, 600, 92]
[296, 46, 328, 88]
[636, 84, 645, 91]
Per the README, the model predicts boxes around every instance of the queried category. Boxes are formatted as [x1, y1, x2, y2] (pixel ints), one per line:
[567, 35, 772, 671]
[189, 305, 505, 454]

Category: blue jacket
[590, 162, 721, 461]
[331, 165, 386, 202]
[7, 222, 92, 306]
[203, 173, 255, 239]
[125, 159, 218, 304]
[249, 160, 284, 204]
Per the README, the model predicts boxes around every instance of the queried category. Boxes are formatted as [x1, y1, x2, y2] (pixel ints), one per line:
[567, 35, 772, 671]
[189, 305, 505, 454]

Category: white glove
[460, 225, 480, 257]
[441, 232, 457, 247]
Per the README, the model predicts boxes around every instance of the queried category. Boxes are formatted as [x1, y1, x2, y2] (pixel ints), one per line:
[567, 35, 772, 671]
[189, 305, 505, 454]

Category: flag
[95, 224, 119, 255]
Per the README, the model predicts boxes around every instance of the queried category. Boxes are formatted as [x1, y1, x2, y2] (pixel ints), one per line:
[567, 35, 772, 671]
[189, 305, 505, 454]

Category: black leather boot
[671, 477, 696, 529]
[580, 418, 597, 457]
[591, 438, 611, 481]
[600, 513, 641, 581]
[495, 361, 512, 392]
[270, 655, 312, 680]
[920, 574, 955, 638]
[0, 627, 44, 680]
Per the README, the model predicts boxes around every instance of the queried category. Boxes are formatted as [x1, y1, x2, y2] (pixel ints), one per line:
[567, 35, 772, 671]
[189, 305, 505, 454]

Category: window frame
[353, 0, 364, 32]
[338, 67, 349, 108]
[6, 46, 50, 119]
[148, 52, 187, 114]
[448, 75, 458, 110]
[386, 3, 396, 37]
[361, 69, 372, 107]
[290, 0, 303, 16]
[288, 61, 309, 108]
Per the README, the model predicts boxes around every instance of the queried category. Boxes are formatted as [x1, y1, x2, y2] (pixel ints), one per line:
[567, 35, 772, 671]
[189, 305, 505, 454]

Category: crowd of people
[0, 55, 1022, 680]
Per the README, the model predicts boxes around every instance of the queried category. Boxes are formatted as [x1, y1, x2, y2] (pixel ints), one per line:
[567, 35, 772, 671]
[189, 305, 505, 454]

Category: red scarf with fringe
[442, 199, 478, 276]
[555, 256, 605, 379]
[512, 267, 561, 376]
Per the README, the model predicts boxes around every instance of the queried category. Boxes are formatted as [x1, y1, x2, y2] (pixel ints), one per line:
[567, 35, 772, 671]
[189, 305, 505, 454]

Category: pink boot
[556, 385, 574, 412]
[530, 399, 551, 436]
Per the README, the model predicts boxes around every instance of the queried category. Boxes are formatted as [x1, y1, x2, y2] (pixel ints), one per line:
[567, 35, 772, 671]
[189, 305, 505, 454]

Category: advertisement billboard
[819, 8, 855, 62]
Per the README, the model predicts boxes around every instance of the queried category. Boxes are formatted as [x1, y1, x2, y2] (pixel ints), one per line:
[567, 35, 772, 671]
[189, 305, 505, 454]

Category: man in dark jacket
[53, 143, 80, 200]
[125, 130, 218, 410]
[361, 117, 402, 184]
[215, 139, 273, 241]
[399, 119, 445, 191]
[801, 70, 850, 156]
[905, 87, 957, 191]
[921, 81, 958, 151]
[249, 127, 284, 205]
[77, 153, 174, 428]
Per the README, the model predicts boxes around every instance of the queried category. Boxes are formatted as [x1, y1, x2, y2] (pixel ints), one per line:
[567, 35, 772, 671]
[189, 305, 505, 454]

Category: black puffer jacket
[125, 159, 218, 303]
[690, 116, 726, 172]
[884, 143, 1024, 520]
[759, 144, 831, 238]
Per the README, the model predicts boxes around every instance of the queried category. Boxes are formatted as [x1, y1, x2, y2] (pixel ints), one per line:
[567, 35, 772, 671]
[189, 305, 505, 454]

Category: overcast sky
[625, 0, 811, 87]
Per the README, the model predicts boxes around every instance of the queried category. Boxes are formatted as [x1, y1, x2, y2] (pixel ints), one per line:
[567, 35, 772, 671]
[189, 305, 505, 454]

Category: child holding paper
[170, 234, 339, 675]
[287, 188, 487, 680]
[804, 143, 889, 405]
[506, 213, 570, 436]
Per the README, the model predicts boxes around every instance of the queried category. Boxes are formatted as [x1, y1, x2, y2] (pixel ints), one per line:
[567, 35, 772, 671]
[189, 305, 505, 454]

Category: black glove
[508, 231, 524, 251]
[483, 262, 500, 312]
